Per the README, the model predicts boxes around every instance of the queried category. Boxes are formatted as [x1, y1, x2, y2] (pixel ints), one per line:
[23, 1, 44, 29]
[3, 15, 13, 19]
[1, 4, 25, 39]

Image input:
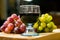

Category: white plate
[53, 29, 60, 33]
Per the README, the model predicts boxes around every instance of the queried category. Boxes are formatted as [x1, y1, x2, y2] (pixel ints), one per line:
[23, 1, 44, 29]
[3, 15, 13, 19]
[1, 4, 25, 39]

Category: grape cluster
[33, 13, 57, 33]
[0, 13, 26, 34]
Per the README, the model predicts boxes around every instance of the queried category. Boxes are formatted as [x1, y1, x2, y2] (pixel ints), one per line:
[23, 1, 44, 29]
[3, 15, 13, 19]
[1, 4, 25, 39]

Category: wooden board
[0, 32, 60, 40]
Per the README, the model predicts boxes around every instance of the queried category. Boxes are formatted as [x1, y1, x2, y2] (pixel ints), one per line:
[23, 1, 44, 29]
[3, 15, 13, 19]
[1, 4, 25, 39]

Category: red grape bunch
[0, 13, 26, 34]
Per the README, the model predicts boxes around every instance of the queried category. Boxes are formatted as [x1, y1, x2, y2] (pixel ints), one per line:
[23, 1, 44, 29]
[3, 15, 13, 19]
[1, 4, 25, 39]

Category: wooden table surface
[0, 32, 60, 40]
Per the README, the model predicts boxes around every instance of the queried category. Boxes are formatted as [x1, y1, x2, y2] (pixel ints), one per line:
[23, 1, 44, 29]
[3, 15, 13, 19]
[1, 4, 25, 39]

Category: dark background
[33, 0, 59, 13]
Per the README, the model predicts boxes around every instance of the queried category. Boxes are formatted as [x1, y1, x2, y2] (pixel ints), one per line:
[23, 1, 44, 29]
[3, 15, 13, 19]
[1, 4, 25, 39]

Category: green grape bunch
[33, 13, 57, 33]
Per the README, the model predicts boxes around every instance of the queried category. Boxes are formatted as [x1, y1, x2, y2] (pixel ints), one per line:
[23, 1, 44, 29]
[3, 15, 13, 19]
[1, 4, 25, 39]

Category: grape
[48, 16, 52, 21]
[13, 27, 20, 34]
[18, 15, 21, 19]
[5, 28, 11, 33]
[40, 22, 46, 28]
[33, 22, 38, 29]
[44, 28, 49, 32]
[47, 23, 52, 28]
[44, 13, 49, 18]
[15, 21, 20, 27]
[15, 20, 22, 27]
[38, 26, 43, 31]
[39, 17, 45, 22]
[11, 13, 18, 20]
[0, 25, 7, 31]
[17, 18, 23, 23]
[1, 21, 9, 31]
[50, 22, 54, 25]
[19, 23, 26, 33]
[46, 16, 52, 23]
[47, 22, 54, 28]
[52, 25, 57, 29]
[7, 23, 14, 31]
[21, 23, 26, 26]
[7, 17, 14, 23]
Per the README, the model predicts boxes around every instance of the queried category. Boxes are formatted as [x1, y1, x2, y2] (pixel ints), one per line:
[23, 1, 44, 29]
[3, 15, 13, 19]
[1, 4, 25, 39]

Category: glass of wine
[19, 5, 40, 36]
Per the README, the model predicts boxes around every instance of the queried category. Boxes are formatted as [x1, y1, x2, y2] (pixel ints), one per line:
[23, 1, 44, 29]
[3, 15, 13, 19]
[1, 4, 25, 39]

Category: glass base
[21, 33, 39, 36]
